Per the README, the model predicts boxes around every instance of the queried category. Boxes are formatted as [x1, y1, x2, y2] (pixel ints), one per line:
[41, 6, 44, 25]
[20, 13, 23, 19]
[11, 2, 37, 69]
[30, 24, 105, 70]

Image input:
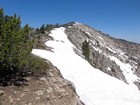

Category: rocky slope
[0, 61, 83, 105]
[64, 22, 140, 89]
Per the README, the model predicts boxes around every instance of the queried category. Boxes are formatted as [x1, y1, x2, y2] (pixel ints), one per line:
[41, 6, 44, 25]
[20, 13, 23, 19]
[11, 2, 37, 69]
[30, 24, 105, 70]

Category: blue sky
[0, 0, 140, 43]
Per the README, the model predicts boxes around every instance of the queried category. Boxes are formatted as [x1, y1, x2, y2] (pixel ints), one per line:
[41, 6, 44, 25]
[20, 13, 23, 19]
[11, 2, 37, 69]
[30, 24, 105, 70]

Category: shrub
[27, 54, 49, 74]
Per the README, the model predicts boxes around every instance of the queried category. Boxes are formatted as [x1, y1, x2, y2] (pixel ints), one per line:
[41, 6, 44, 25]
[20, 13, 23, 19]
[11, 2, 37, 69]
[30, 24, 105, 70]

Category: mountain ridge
[63, 22, 140, 44]
[32, 25, 140, 105]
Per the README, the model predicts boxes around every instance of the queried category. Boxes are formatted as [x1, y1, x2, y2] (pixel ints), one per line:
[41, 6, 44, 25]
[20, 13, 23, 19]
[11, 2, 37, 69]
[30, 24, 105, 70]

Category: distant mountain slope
[32, 26, 140, 105]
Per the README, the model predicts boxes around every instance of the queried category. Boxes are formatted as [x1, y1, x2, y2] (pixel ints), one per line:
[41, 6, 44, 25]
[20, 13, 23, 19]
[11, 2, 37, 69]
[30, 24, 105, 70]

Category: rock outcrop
[0, 61, 83, 105]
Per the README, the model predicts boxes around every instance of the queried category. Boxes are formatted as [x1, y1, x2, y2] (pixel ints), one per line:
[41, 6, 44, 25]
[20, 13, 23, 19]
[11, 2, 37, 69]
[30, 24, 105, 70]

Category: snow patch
[109, 56, 139, 87]
[74, 22, 82, 26]
[107, 67, 111, 71]
[85, 32, 90, 35]
[106, 46, 116, 53]
[98, 36, 104, 40]
[85, 32, 92, 38]
[92, 46, 102, 53]
[116, 49, 126, 56]
[68, 26, 72, 28]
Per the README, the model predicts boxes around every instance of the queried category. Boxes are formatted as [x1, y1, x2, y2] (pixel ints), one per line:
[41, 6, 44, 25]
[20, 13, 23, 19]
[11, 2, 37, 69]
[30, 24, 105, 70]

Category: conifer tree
[82, 40, 90, 60]
[0, 8, 33, 71]
[40, 24, 45, 34]
[45, 24, 54, 32]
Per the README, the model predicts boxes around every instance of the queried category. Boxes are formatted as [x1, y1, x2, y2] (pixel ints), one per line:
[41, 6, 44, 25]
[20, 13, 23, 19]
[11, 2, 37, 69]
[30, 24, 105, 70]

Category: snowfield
[32, 28, 140, 105]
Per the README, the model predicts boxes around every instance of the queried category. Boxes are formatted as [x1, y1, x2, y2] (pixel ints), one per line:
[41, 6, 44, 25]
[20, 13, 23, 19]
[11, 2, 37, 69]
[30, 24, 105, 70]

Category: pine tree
[0, 8, 33, 71]
[36, 28, 40, 34]
[40, 24, 45, 34]
[54, 23, 60, 28]
[45, 24, 54, 32]
[82, 40, 90, 60]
